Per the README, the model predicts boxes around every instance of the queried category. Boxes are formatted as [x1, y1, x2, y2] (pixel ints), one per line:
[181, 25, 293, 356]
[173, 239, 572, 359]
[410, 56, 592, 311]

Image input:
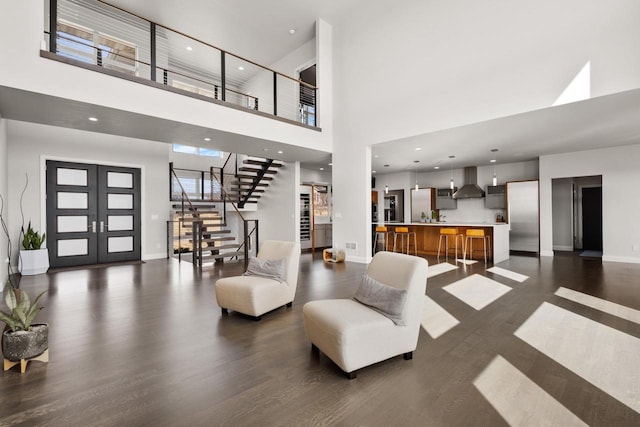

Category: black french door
[46, 160, 141, 268]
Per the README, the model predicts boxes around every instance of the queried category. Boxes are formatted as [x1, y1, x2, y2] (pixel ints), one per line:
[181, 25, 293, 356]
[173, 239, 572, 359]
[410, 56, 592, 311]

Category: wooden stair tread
[238, 167, 277, 174]
[244, 159, 284, 167]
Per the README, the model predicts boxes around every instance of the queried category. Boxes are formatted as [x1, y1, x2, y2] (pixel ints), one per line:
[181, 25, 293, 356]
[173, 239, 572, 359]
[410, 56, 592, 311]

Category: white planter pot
[18, 249, 50, 275]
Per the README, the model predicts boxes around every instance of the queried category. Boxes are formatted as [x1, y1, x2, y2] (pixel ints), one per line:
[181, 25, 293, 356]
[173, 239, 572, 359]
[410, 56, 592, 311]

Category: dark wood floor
[1, 252, 639, 426]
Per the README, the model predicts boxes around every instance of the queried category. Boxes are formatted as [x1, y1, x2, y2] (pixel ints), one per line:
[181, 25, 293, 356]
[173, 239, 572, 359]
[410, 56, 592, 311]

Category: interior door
[582, 187, 602, 251]
[47, 161, 141, 268]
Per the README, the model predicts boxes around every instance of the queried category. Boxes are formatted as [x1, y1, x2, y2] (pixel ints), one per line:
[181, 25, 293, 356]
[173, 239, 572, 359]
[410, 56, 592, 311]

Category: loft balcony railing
[44, 0, 318, 128]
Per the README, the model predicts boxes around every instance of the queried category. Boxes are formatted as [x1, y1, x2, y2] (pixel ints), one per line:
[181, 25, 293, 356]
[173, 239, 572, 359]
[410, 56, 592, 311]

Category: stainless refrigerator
[506, 180, 539, 252]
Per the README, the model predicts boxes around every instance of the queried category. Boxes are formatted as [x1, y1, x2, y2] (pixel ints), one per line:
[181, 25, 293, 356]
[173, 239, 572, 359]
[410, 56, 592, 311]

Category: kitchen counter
[377, 222, 509, 263]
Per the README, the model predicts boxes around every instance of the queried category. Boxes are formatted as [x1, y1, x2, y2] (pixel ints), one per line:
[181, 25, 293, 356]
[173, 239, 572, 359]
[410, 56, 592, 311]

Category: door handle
[100, 221, 109, 232]
[89, 221, 96, 233]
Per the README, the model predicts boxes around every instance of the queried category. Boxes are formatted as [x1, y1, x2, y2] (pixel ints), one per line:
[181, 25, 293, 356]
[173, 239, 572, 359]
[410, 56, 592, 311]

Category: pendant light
[414, 160, 419, 191]
[384, 164, 389, 194]
[490, 149, 498, 186]
[448, 155, 455, 190]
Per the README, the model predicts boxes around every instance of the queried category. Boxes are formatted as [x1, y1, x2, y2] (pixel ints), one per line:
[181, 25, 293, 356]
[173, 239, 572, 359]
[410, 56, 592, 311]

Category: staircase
[170, 203, 245, 263]
[169, 155, 282, 266]
[223, 157, 284, 208]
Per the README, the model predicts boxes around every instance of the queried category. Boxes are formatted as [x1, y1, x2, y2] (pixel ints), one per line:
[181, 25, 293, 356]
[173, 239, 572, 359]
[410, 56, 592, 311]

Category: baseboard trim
[602, 255, 640, 264]
[553, 245, 573, 251]
[540, 250, 555, 257]
[346, 255, 370, 264]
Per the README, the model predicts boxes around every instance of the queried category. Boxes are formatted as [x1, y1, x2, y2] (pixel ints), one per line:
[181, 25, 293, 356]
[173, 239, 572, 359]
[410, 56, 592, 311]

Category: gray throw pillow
[243, 257, 286, 283]
[353, 274, 408, 326]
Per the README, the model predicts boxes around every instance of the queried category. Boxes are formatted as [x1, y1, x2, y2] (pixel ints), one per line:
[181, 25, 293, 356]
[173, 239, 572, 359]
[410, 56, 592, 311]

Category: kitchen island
[377, 222, 509, 263]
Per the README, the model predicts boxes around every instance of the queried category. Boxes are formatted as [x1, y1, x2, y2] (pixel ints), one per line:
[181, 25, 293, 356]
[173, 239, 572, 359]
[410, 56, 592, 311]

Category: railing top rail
[96, 0, 318, 90]
[209, 166, 245, 222]
[170, 167, 198, 214]
[53, 33, 260, 101]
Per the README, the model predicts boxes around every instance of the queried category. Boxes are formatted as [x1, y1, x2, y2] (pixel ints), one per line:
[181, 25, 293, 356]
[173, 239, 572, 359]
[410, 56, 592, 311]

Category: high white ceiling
[372, 88, 640, 174]
[3, 0, 640, 174]
[105, 0, 363, 67]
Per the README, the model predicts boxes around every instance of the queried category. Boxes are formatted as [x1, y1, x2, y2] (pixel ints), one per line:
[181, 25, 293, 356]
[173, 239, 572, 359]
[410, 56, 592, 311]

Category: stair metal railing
[210, 167, 259, 267]
[168, 162, 258, 267]
[45, 0, 319, 126]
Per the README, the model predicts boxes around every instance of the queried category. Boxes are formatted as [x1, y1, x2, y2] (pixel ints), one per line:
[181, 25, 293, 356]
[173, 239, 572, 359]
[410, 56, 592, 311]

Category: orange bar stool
[374, 226, 392, 253]
[393, 226, 417, 255]
[464, 229, 491, 263]
[437, 228, 464, 261]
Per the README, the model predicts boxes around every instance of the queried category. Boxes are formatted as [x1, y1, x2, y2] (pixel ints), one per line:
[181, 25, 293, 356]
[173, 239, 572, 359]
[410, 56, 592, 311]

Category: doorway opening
[551, 175, 602, 257]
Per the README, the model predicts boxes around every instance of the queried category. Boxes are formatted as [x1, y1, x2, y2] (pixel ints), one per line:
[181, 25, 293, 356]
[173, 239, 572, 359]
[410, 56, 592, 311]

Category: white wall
[332, 0, 640, 261]
[301, 168, 331, 185]
[6, 120, 171, 264]
[0, 117, 8, 287]
[540, 144, 640, 263]
[552, 178, 573, 251]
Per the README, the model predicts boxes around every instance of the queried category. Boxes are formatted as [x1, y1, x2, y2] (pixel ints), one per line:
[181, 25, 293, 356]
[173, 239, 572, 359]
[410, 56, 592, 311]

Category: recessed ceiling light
[204, 137, 211, 141]
[372, 170, 377, 174]
[434, 166, 440, 170]
[238, 66, 244, 71]
[277, 150, 283, 154]
[88, 117, 98, 122]
[415, 147, 422, 151]
[328, 163, 332, 166]
[374, 154, 379, 158]
[263, 148, 268, 151]
[186, 46, 193, 51]
[289, 29, 296, 35]
[320, 167, 324, 171]
[490, 159, 496, 163]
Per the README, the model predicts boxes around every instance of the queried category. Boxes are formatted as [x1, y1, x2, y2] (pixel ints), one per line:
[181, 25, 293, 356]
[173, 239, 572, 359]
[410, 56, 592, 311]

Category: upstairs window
[172, 144, 224, 158]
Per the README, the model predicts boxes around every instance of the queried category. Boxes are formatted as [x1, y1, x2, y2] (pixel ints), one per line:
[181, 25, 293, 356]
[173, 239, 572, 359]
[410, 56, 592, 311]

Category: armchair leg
[221, 308, 228, 315]
[403, 352, 413, 360]
[252, 315, 262, 321]
[286, 302, 292, 308]
[345, 370, 357, 380]
[311, 343, 319, 353]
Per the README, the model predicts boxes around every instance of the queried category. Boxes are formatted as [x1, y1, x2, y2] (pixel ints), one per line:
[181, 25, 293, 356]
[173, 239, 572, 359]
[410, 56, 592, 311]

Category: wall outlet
[345, 242, 357, 250]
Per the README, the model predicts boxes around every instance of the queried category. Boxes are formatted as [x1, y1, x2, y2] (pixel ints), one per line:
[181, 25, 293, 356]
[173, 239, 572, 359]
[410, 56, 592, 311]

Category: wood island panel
[378, 223, 508, 261]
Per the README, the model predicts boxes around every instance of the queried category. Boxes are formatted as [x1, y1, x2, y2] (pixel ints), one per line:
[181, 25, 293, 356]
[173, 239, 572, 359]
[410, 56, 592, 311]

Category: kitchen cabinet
[314, 224, 332, 249]
[485, 185, 506, 209]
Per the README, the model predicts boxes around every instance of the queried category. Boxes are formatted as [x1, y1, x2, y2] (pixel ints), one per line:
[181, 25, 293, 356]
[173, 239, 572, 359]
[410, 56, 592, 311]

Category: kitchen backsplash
[440, 198, 504, 224]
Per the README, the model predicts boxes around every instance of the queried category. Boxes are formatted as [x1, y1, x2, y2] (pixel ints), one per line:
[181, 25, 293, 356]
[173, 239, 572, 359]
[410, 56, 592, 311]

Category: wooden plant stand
[3, 349, 49, 373]
[323, 248, 345, 263]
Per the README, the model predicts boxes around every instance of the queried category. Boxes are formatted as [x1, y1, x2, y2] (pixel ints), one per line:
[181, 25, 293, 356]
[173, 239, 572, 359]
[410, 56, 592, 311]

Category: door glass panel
[107, 172, 133, 188]
[108, 215, 133, 231]
[57, 168, 88, 186]
[108, 236, 133, 253]
[58, 239, 88, 256]
[57, 215, 88, 233]
[58, 192, 88, 209]
[108, 194, 133, 209]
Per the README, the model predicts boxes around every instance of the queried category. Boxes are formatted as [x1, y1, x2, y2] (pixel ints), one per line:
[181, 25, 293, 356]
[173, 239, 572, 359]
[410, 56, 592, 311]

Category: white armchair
[214, 240, 301, 320]
[303, 251, 428, 378]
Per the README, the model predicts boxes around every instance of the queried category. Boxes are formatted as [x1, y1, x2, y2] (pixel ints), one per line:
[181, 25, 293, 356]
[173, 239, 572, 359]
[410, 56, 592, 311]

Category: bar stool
[393, 226, 417, 255]
[374, 226, 392, 253]
[437, 228, 464, 261]
[464, 229, 492, 263]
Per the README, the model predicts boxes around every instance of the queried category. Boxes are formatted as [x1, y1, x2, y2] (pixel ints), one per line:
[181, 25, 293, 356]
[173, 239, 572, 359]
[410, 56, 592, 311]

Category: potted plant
[0, 285, 48, 372]
[19, 222, 49, 276]
[420, 212, 427, 222]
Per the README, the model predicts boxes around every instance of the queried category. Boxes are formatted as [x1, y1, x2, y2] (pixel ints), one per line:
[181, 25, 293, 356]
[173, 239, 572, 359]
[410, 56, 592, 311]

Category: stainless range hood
[452, 167, 485, 199]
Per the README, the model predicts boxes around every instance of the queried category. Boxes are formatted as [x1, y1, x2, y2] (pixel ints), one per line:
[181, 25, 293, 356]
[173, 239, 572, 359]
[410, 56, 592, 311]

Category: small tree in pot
[0, 286, 48, 373]
[19, 222, 49, 276]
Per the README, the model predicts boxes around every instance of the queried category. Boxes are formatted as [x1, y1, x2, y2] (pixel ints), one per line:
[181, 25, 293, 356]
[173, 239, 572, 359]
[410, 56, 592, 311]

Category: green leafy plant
[0, 286, 46, 332]
[21, 222, 46, 250]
